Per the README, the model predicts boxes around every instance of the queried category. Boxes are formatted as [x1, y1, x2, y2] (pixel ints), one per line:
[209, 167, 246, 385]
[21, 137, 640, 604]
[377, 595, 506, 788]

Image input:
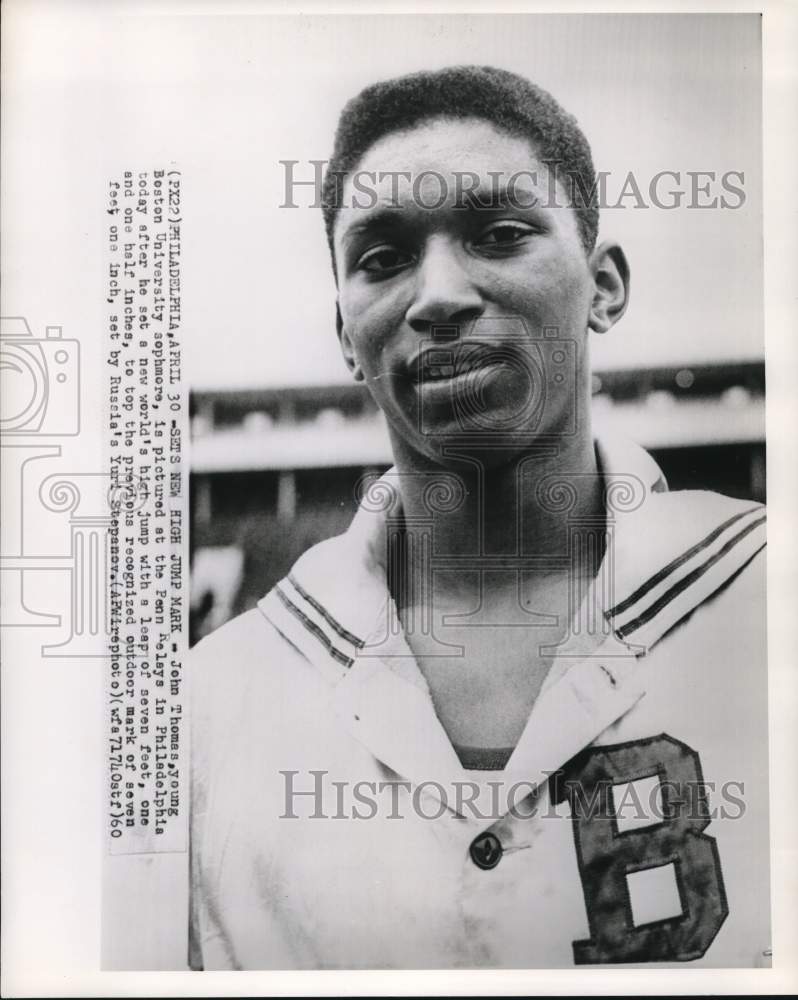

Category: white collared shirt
[190, 437, 769, 969]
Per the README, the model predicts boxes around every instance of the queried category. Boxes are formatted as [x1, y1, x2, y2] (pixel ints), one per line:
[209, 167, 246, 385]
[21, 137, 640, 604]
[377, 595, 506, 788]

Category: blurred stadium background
[188, 362, 765, 644]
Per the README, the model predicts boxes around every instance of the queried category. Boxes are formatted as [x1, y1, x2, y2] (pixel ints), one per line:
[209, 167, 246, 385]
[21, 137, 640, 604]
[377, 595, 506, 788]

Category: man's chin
[410, 424, 544, 469]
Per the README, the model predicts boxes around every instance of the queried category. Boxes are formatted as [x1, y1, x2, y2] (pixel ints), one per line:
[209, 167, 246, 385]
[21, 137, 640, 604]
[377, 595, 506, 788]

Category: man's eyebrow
[340, 207, 406, 244]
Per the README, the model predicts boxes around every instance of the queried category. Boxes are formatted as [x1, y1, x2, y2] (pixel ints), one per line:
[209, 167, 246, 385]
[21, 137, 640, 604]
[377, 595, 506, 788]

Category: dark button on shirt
[470, 831, 503, 870]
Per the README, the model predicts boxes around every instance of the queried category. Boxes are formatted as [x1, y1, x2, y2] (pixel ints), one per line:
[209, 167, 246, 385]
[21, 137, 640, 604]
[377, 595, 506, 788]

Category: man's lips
[407, 345, 515, 384]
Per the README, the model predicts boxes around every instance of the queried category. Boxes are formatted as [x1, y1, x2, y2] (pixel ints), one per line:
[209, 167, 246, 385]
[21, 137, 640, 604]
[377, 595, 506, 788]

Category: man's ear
[336, 302, 364, 382]
[587, 241, 630, 334]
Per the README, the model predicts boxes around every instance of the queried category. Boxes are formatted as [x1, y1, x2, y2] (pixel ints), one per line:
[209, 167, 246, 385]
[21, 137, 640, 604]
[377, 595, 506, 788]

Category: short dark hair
[322, 64, 600, 269]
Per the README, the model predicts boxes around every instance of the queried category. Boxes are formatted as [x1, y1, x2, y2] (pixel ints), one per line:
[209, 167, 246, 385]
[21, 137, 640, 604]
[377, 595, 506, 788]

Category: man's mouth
[409, 346, 509, 384]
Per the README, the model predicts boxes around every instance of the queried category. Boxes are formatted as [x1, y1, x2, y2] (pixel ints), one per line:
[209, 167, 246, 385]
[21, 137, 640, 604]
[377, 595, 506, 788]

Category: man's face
[334, 117, 598, 463]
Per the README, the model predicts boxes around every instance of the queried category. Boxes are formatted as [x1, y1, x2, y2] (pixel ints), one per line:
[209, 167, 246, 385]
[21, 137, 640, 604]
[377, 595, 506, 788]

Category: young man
[190, 66, 769, 969]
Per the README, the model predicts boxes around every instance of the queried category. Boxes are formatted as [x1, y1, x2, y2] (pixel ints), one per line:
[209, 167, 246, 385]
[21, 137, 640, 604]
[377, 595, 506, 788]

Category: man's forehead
[334, 118, 561, 240]
[351, 116, 549, 184]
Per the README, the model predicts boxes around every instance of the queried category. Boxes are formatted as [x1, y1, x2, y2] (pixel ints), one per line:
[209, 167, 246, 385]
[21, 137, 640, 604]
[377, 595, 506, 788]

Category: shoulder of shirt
[686, 527, 767, 623]
[189, 606, 306, 720]
[191, 605, 283, 665]
[646, 498, 767, 650]
[601, 485, 766, 651]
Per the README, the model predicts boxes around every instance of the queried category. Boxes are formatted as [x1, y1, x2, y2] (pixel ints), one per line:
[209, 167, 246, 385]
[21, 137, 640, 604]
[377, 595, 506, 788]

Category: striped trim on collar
[607, 503, 766, 647]
[270, 573, 365, 671]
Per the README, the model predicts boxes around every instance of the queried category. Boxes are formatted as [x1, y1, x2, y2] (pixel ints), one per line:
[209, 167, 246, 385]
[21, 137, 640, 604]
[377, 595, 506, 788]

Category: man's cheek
[528, 277, 589, 330]
[357, 337, 390, 380]
[373, 340, 398, 378]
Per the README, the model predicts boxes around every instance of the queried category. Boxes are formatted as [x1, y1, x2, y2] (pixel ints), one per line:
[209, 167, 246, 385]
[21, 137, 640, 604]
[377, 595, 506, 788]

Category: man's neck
[384, 430, 607, 748]
[388, 431, 606, 580]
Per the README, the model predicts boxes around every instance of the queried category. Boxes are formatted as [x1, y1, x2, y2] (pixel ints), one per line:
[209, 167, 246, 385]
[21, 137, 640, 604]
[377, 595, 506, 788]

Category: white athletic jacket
[189, 436, 769, 970]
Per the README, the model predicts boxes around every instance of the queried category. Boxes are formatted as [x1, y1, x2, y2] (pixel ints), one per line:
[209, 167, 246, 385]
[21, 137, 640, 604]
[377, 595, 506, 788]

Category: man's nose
[405, 238, 484, 332]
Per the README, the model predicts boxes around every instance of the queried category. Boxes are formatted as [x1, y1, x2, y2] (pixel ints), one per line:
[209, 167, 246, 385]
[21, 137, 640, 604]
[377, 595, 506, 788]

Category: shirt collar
[258, 434, 765, 818]
[263, 433, 665, 657]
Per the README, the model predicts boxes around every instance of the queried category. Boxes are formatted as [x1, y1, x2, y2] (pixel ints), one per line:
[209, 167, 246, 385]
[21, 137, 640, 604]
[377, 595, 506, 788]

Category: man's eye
[475, 223, 535, 247]
[357, 246, 413, 273]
